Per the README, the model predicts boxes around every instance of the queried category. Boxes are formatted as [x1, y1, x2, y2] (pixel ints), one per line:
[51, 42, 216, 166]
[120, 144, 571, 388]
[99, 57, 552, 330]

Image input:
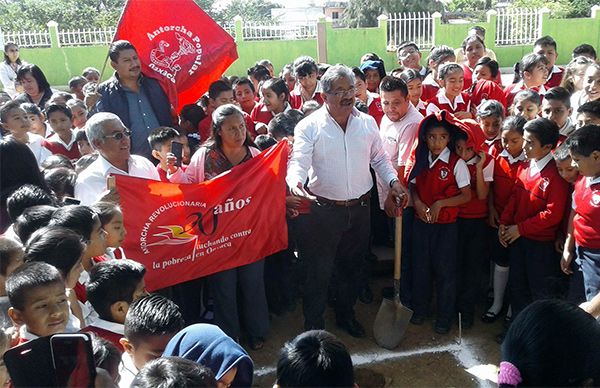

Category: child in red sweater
[426, 63, 472, 119]
[483, 116, 527, 323]
[43, 104, 80, 160]
[499, 117, 569, 320]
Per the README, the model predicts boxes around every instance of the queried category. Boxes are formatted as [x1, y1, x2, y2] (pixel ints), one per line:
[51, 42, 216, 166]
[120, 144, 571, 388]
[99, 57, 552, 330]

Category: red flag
[114, 0, 238, 112]
[115, 142, 288, 291]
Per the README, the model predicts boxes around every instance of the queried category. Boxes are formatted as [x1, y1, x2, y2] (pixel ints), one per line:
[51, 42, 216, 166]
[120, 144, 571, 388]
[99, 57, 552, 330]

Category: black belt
[315, 192, 371, 207]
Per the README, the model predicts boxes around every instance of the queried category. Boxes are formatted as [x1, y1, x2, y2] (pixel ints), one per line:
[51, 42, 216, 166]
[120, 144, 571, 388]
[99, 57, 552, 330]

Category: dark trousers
[210, 259, 269, 340]
[577, 245, 600, 302]
[411, 219, 458, 322]
[456, 217, 488, 317]
[300, 200, 370, 328]
[509, 237, 560, 319]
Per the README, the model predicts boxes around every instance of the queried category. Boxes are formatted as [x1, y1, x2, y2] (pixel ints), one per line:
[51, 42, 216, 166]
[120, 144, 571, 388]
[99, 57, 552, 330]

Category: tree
[511, 0, 600, 17]
[212, 0, 282, 24]
[343, 0, 444, 27]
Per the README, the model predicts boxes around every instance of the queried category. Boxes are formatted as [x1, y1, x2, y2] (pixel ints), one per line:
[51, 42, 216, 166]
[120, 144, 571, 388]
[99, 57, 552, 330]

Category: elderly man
[287, 65, 409, 337]
[92, 40, 174, 159]
[75, 112, 159, 205]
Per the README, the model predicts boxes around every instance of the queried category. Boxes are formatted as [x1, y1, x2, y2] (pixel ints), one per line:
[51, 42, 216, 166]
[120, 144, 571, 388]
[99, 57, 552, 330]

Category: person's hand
[498, 224, 508, 247]
[475, 151, 487, 170]
[286, 195, 302, 210]
[255, 123, 268, 135]
[165, 153, 179, 174]
[414, 200, 429, 223]
[98, 188, 120, 204]
[488, 207, 499, 228]
[290, 182, 316, 201]
[429, 200, 443, 223]
[561, 249, 574, 275]
[503, 224, 520, 245]
[83, 84, 100, 110]
[390, 180, 410, 209]
[554, 235, 565, 254]
[454, 111, 472, 119]
[580, 301, 594, 316]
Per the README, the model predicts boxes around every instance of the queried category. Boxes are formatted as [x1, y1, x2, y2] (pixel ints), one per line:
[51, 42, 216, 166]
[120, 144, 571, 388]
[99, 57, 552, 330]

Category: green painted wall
[7, 9, 600, 90]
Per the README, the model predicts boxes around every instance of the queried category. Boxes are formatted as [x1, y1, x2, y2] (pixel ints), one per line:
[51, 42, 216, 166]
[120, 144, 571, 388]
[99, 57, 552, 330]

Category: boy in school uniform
[196, 80, 258, 142]
[290, 56, 324, 110]
[542, 87, 575, 139]
[42, 104, 81, 160]
[147, 126, 190, 182]
[0, 237, 23, 329]
[499, 117, 569, 320]
[426, 63, 472, 119]
[6, 262, 70, 344]
[82, 259, 148, 351]
[0, 101, 51, 165]
[119, 294, 185, 388]
[534, 36, 564, 90]
[563, 125, 600, 304]
[576, 101, 600, 129]
[408, 111, 472, 334]
[475, 100, 505, 158]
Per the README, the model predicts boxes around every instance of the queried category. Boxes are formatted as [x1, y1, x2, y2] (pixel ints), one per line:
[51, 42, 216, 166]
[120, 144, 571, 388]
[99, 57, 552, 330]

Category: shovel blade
[373, 298, 413, 350]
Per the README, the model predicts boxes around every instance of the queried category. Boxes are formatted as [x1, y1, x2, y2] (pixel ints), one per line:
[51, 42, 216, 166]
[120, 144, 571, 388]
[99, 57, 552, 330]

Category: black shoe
[248, 336, 264, 350]
[434, 319, 451, 334]
[481, 310, 501, 323]
[410, 314, 425, 325]
[359, 285, 374, 304]
[336, 317, 366, 338]
[460, 314, 474, 330]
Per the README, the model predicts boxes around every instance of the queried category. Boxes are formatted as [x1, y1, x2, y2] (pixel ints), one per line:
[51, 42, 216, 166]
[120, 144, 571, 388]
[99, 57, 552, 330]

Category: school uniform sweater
[500, 153, 569, 241]
[459, 155, 494, 219]
[250, 102, 292, 125]
[545, 66, 564, 89]
[492, 150, 527, 215]
[81, 318, 125, 351]
[572, 176, 600, 249]
[366, 93, 385, 126]
[426, 90, 471, 116]
[289, 83, 324, 110]
[42, 133, 80, 159]
[503, 82, 546, 108]
[482, 137, 503, 158]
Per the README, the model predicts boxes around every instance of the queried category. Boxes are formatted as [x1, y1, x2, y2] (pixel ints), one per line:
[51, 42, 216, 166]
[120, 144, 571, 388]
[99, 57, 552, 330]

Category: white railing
[495, 8, 541, 46]
[58, 27, 116, 46]
[0, 30, 51, 48]
[387, 12, 433, 51]
[242, 20, 318, 41]
[219, 22, 236, 39]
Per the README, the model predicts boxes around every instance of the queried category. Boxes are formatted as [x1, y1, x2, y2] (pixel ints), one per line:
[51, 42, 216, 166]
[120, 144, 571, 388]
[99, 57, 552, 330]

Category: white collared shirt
[74, 153, 160, 205]
[26, 133, 52, 165]
[118, 351, 138, 388]
[46, 132, 77, 151]
[499, 149, 527, 164]
[547, 65, 562, 81]
[529, 152, 554, 177]
[375, 104, 423, 209]
[426, 89, 470, 115]
[88, 317, 125, 335]
[466, 154, 495, 182]
[19, 326, 40, 341]
[292, 81, 323, 101]
[415, 100, 426, 112]
[411, 147, 470, 188]
[287, 106, 398, 201]
[559, 117, 575, 137]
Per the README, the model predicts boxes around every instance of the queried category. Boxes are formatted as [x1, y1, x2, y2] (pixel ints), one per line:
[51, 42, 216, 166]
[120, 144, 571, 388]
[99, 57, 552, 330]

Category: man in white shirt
[75, 112, 159, 205]
[287, 65, 409, 337]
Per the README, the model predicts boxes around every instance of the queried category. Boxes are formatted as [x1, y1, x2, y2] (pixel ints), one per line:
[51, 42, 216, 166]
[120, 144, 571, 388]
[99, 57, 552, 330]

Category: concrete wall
[10, 8, 600, 89]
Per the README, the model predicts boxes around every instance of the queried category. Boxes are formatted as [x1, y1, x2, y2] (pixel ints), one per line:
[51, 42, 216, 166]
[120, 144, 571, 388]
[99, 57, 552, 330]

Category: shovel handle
[394, 215, 402, 281]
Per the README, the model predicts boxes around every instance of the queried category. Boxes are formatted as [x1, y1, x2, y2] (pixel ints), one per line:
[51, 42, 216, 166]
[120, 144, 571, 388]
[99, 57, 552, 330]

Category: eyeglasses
[328, 88, 356, 98]
[103, 129, 132, 140]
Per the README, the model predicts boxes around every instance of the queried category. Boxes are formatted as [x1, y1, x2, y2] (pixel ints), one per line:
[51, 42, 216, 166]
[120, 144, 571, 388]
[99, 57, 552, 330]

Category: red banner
[114, 0, 238, 112]
[115, 142, 288, 291]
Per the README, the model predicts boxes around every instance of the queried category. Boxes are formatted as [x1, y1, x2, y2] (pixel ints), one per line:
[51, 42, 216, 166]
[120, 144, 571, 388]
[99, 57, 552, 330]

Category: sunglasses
[104, 129, 132, 140]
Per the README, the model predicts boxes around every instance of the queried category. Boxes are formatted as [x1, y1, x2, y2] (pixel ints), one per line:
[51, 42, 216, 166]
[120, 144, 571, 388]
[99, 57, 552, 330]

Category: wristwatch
[389, 178, 399, 188]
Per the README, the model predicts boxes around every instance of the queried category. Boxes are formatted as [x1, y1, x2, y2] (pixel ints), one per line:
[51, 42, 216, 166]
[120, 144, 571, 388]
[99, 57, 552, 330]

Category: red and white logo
[539, 177, 550, 192]
[439, 167, 449, 180]
[591, 190, 600, 207]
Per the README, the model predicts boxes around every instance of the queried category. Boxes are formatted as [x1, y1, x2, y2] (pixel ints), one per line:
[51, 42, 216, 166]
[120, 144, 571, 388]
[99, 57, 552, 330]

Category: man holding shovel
[287, 65, 408, 338]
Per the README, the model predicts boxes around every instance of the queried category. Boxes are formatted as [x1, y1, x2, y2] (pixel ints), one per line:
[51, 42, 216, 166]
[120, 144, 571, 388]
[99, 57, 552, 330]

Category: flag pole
[94, 0, 131, 92]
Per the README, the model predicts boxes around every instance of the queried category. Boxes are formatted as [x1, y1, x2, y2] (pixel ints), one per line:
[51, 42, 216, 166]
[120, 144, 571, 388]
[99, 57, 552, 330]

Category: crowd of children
[2, 27, 600, 386]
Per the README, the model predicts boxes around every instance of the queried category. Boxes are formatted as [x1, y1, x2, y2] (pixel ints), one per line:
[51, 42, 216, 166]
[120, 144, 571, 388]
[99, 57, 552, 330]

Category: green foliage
[511, 0, 600, 17]
[343, 0, 444, 27]
[446, 0, 485, 12]
[212, 0, 282, 24]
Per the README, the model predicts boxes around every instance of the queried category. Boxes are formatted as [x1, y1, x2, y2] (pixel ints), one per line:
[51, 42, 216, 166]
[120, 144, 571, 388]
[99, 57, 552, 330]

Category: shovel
[373, 215, 413, 349]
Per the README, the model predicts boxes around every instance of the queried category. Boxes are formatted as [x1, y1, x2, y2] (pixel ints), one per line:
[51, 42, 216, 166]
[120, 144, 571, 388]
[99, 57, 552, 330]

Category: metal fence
[387, 12, 434, 51]
[0, 29, 51, 48]
[242, 20, 318, 41]
[220, 21, 236, 39]
[495, 8, 541, 46]
[58, 27, 116, 47]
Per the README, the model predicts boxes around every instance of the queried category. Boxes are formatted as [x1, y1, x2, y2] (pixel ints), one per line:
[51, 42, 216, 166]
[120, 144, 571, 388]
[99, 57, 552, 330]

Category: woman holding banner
[166, 104, 269, 350]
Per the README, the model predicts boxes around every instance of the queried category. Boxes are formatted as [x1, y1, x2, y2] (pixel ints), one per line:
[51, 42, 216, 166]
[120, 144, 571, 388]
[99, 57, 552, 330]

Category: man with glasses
[397, 41, 428, 78]
[75, 112, 160, 205]
[287, 65, 409, 337]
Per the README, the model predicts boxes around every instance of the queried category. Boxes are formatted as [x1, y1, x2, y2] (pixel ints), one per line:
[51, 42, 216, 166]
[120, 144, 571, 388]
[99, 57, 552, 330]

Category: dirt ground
[248, 245, 503, 388]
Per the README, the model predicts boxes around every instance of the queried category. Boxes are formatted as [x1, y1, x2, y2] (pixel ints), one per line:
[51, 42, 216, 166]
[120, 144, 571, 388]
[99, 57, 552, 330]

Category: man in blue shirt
[95, 40, 173, 159]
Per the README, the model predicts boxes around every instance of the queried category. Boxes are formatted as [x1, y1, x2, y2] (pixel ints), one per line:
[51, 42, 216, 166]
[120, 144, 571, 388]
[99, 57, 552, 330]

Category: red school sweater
[572, 177, 600, 249]
[414, 152, 462, 224]
[289, 90, 324, 110]
[499, 158, 569, 241]
[459, 158, 493, 219]
[426, 92, 471, 115]
[492, 153, 527, 215]
[42, 134, 81, 160]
